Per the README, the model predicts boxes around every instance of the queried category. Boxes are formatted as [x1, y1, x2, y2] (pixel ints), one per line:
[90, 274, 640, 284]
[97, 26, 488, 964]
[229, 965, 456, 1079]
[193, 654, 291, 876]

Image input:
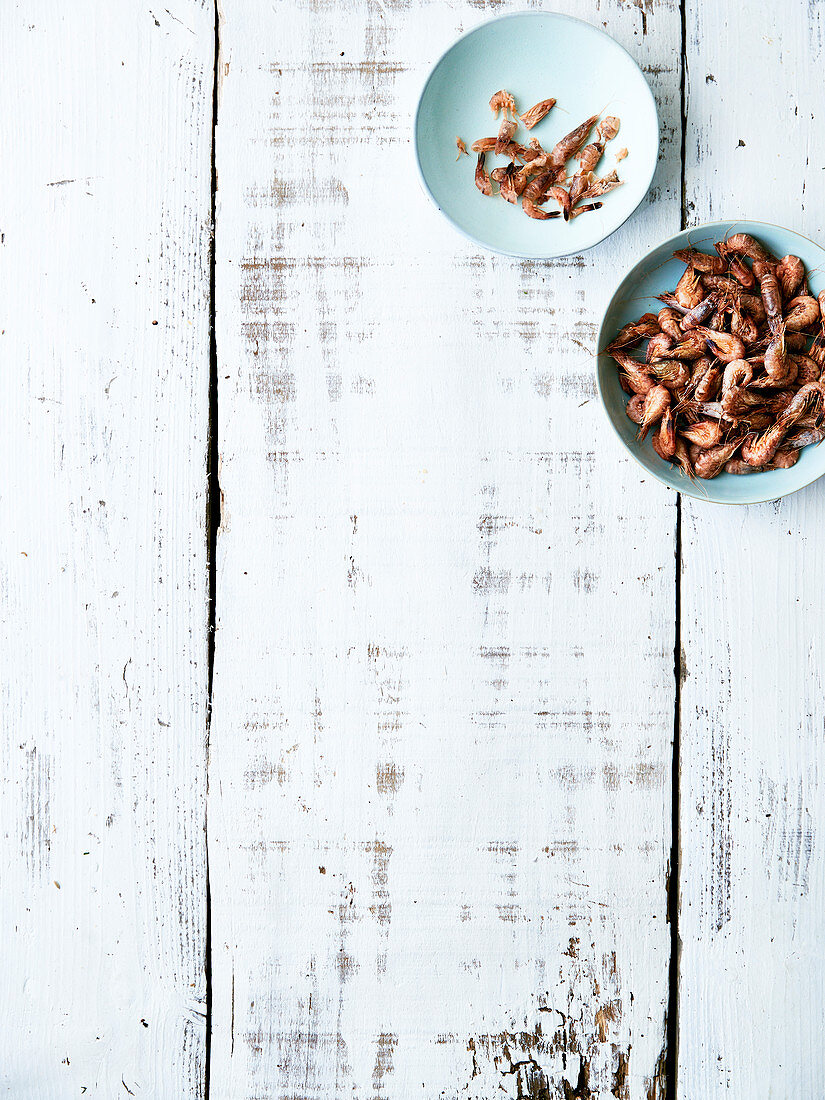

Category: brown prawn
[720, 232, 775, 265]
[784, 295, 820, 331]
[673, 249, 727, 274]
[474, 153, 492, 196]
[624, 393, 647, 424]
[694, 436, 745, 479]
[776, 254, 805, 299]
[674, 266, 705, 310]
[548, 114, 600, 170]
[753, 260, 784, 333]
[679, 419, 724, 447]
[606, 314, 660, 351]
[742, 382, 825, 465]
[694, 327, 746, 363]
[611, 350, 654, 394]
[658, 307, 685, 340]
[655, 406, 677, 457]
[521, 198, 560, 220]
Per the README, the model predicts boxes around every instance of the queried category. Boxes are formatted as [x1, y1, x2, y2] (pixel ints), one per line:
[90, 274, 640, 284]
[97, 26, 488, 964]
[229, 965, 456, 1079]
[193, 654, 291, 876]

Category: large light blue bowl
[597, 220, 825, 504]
[414, 12, 658, 259]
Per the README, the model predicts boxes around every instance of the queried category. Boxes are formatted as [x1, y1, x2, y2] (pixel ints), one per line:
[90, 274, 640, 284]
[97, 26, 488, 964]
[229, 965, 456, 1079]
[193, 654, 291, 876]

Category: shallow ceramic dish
[597, 220, 825, 505]
[414, 12, 659, 259]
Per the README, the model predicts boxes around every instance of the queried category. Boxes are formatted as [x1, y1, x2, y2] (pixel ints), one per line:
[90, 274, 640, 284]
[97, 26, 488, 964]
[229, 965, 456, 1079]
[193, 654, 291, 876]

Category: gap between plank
[667, 1, 688, 1094]
[204, 1, 222, 1096]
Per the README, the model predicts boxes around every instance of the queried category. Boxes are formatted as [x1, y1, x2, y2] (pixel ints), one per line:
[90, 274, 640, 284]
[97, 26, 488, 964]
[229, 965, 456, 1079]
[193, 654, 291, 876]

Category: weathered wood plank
[679, 3, 825, 1094]
[0, 3, 213, 1096]
[211, 1, 680, 1095]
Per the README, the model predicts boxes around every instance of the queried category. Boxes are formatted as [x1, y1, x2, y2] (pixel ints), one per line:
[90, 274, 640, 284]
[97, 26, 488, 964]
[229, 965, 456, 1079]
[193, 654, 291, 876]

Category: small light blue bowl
[597, 220, 825, 505]
[414, 12, 659, 259]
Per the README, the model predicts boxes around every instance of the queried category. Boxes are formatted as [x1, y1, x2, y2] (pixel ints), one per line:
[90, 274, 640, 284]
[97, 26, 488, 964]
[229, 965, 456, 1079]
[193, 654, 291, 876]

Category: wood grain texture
[211, 2, 681, 1096]
[679, 3, 825, 1095]
[0, 3, 213, 1096]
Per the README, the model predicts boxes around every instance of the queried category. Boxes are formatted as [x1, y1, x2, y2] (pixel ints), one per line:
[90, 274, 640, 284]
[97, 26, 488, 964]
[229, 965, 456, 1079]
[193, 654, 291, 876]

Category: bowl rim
[412, 10, 660, 261]
[596, 217, 825, 505]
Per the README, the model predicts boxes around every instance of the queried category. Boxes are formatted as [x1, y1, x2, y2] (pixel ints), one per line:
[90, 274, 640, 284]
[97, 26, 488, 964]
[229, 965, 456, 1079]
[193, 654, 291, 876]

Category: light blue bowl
[414, 12, 658, 259]
[597, 220, 825, 505]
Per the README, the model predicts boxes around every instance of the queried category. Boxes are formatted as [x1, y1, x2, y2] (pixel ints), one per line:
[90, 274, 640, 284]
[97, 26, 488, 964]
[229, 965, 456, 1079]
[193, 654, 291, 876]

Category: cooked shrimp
[722, 386, 770, 418]
[521, 198, 560, 220]
[625, 393, 647, 424]
[523, 169, 558, 203]
[655, 406, 677, 457]
[568, 201, 604, 218]
[498, 163, 519, 204]
[729, 304, 759, 345]
[673, 249, 727, 274]
[681, 294, 718, 330]
[725, 448, 800, 474]
[720, 360, 760, 418]
[657, 293, 687, 311]
[763, 327, 790, 383]
[702, 273, 740, 293]
[785, 426, 825, 447]
[776, 254, 805, 299]
[657, 330, 708, 360]
[793, 354, 821, 385]
[743, 382, 825, 465]
[784, 295, 820, 331]
[694, 436, 744, 478]
[611, 350, 654, 394]
[672, 436, 694, 477]
[569, 165, 597, 205]
[545, 184, 571, 221]
[694, 361, 723, 402]
[722, 359, 753, 395]
[650, 359, 691, 393]
[513, 162, 536, 192]
[520, 98, 556, 129]
[753, 260, 784, 333]
[720, 232, 775, 265]
[475, 153, 492, 196]
[674, 266, 705, 310]
[646, 332, 674, 362]
[607, 229, 822, 477]
[640, 385, 670, 436]
[679, 419, 724, 447]
[456, 137, 468, 159]
[679, 399, 725, 421]
[658, 308, 685, 340]
[569, 124, 618, 202]
[738, 293, 767, 323]
[471, 138, 529, 161]
[694, 327, 746, 362]
[733, 258, 757, 289]
[548, 114, 599, 169]
[606, 314, 660, 351]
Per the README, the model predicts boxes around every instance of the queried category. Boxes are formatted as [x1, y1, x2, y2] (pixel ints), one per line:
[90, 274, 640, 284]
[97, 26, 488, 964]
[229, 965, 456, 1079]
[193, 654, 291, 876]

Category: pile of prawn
[607, 231, 825, 478]
[457, 89, 627, 223]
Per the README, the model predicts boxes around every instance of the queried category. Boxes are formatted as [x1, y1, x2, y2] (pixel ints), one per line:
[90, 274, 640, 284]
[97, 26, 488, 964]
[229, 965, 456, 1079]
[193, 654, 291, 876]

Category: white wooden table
[2, 2, 823, 1097]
